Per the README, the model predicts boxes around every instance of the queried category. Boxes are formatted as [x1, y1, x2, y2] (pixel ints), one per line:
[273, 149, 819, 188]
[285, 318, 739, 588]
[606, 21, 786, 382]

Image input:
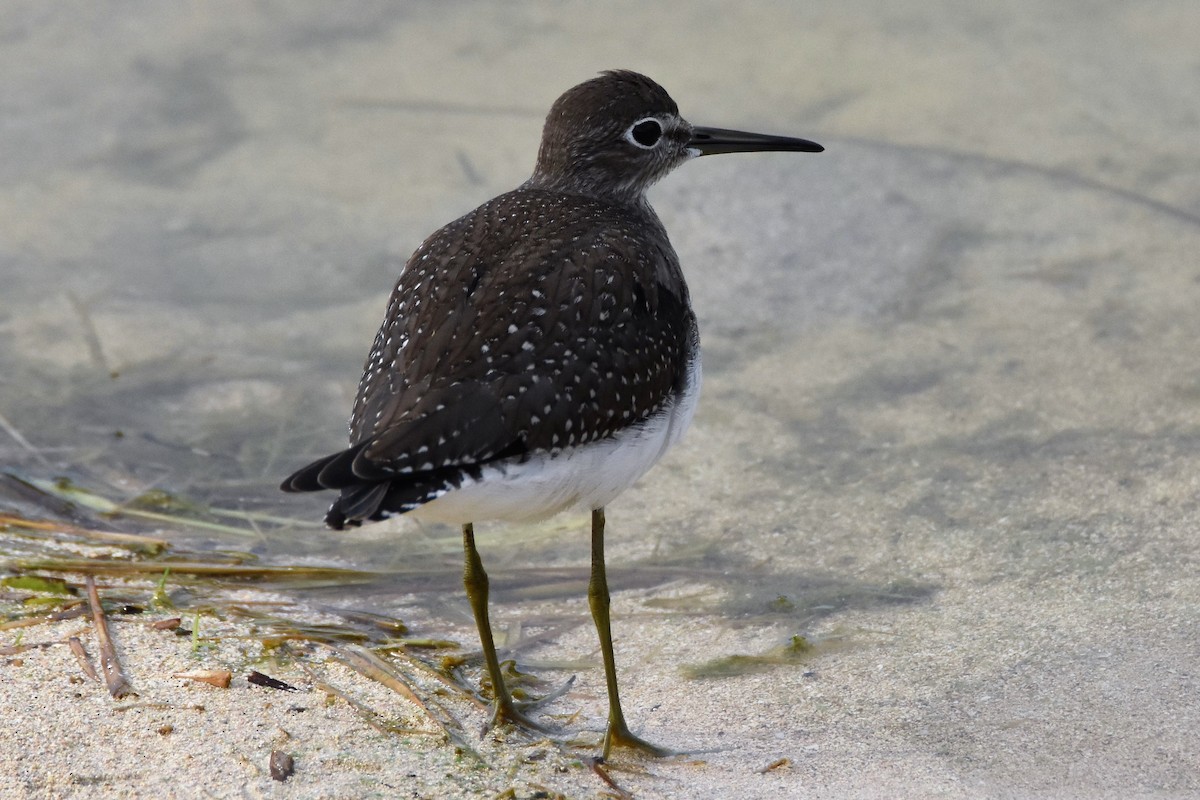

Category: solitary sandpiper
[282, 70, 822, 758]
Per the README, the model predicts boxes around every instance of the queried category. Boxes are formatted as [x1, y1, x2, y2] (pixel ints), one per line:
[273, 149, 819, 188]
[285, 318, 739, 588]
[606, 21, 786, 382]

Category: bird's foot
[488, 698, 555, 737]
[602, 722, 675, 760]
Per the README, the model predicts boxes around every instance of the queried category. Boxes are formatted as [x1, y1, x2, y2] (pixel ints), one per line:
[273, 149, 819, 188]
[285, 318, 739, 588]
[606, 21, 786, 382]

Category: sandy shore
[4, 1, 1200, 798]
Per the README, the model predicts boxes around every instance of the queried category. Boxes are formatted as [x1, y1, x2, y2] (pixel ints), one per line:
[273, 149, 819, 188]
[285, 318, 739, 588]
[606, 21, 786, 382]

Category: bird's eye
[625, 118, 663, 149]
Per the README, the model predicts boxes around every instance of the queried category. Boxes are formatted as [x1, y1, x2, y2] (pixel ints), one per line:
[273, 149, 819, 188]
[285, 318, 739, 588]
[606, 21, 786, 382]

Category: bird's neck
[523, 168, 650, 207]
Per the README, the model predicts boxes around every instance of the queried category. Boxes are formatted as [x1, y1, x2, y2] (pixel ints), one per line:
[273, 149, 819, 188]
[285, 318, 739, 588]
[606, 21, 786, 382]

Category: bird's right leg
[461, 522, 549, 733]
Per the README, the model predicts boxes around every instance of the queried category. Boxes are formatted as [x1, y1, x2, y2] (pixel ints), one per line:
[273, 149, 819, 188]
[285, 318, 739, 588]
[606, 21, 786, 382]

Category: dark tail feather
[281, 447, 360, 492]
[282, 442, 403, 495]
[331, 483, 389, 526]
[324, 499, 353, 531]
[280, 451, 342, 492]
[323, 479, 446, 530]
[283, 446, 491, 530]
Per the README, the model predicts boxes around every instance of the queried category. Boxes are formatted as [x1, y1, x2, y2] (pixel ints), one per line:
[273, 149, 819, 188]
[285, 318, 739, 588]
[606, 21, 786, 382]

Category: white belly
[411, 354, 701, 525]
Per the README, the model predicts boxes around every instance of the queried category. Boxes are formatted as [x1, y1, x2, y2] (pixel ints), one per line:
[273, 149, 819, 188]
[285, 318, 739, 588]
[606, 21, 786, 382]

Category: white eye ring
[624, 117, 664, 149]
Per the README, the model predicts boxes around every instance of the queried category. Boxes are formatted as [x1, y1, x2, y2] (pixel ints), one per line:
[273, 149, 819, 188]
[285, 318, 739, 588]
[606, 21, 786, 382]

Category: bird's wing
[334, 188, 694, 484]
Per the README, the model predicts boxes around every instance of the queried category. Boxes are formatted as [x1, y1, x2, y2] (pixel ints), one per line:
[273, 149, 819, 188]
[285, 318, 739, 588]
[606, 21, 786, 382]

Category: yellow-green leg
[588, 508, 674, 759]
[462, 522, 548, 733]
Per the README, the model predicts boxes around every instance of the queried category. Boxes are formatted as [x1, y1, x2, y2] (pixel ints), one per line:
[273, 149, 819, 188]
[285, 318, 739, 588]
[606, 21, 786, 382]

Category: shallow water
[3, 2, 1199, 795]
